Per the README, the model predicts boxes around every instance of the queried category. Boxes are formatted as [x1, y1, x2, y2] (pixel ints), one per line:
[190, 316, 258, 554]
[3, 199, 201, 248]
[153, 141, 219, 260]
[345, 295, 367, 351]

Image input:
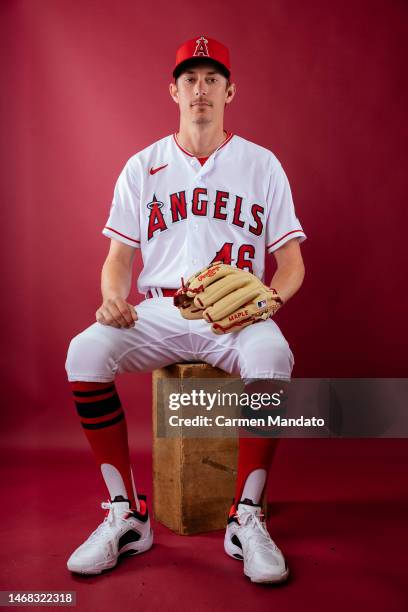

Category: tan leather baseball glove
[173, 262, 283, 334]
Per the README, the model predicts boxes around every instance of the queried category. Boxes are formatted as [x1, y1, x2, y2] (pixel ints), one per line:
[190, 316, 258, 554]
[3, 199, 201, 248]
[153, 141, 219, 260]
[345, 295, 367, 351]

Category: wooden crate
[152, 363, 267, 535]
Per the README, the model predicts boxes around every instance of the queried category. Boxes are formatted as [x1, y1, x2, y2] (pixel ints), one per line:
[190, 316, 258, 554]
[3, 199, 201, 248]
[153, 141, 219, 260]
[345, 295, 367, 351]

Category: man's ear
[225, 82, 236, 106]
[169, 82, 179, 104]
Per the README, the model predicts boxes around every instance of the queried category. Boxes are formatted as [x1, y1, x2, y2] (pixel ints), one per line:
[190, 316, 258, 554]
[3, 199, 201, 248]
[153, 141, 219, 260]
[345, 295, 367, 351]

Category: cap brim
[173, 57, 230, 80]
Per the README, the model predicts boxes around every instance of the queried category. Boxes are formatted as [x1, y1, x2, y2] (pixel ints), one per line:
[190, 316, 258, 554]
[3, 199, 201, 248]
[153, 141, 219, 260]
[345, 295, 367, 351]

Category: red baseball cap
[173, 35, 231, 79]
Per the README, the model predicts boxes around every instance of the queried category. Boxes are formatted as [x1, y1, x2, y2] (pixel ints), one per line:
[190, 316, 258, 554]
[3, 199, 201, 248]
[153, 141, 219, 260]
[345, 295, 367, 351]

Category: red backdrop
[1, 0, 407, 449]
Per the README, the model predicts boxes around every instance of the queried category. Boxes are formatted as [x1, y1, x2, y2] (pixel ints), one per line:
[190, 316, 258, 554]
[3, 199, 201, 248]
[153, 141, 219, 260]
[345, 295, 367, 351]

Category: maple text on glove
[173, 262, 283, 334]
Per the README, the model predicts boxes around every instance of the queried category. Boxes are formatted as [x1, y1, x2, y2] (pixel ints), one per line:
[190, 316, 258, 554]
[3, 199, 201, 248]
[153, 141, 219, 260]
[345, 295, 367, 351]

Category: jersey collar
[172, 131, 234, 158]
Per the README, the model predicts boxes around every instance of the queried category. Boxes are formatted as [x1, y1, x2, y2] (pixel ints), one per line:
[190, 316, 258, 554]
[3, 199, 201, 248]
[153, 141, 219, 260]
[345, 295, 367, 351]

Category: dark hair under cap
[173, 57, 230, 81]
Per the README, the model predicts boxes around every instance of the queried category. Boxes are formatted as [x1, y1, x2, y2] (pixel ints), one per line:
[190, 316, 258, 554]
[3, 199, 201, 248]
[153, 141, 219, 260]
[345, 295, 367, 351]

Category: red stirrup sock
[233, 379, 288, 508]
[70, 381, 138, 510]
[234, 438, 279, 507]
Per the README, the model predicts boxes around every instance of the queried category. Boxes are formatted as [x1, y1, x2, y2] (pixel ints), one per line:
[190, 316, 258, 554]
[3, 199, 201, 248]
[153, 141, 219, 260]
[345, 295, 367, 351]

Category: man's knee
[266, 334, 293, 372]
[240, 330, 294, 380]
[65, 328, 117, 382]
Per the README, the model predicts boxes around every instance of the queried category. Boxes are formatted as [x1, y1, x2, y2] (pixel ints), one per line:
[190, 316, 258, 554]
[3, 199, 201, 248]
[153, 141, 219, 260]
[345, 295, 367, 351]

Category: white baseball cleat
[67, 495, 153, 575]
[224, 499, 289, 584]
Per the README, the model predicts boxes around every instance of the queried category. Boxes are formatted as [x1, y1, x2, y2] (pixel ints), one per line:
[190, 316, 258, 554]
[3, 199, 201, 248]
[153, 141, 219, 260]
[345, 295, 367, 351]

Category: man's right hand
[96, 297, 138, 329]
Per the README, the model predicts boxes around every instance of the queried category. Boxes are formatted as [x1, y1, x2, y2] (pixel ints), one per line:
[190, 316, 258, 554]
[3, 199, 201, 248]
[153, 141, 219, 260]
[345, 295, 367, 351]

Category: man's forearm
[101, 258, 133, 301]
[269, 262, 305, 304]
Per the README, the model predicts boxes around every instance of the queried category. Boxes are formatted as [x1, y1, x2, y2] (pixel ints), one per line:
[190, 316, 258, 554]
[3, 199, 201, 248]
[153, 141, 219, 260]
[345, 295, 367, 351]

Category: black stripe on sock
[81, 412, 125, 430]
[73, 384, 115, 398]
[75, 393, 121, 418]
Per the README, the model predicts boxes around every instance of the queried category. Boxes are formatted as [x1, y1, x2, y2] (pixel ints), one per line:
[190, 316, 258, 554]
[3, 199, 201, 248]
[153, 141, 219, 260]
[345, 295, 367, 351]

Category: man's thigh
[65, 298, 194, 381]
[192, 319, 294, 382]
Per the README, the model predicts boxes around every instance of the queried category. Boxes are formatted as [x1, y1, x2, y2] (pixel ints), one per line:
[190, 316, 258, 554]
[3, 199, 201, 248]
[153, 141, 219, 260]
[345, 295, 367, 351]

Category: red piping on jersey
[267, 229, 305, 250]
[104, 226, 141, 244]
[173, 132, 233, 157]
[216, 132, 234, 151]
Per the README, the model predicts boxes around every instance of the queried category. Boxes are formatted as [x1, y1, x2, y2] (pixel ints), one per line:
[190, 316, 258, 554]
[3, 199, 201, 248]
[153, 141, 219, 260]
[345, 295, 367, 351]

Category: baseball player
[65, 35, 306, 584]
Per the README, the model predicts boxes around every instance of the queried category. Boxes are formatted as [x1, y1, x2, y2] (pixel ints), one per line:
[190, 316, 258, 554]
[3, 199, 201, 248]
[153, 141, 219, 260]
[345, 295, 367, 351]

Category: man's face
[169, 63, 236, 126]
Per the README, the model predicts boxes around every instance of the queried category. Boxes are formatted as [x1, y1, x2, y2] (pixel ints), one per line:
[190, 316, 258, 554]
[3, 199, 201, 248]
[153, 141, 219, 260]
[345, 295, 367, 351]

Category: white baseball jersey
[102, 133, 306, 295]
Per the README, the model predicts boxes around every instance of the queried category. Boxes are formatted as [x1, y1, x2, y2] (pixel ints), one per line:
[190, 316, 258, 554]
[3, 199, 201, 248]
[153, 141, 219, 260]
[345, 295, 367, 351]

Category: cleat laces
[86, 501, 130, 543]
[238, 511, 279, 555]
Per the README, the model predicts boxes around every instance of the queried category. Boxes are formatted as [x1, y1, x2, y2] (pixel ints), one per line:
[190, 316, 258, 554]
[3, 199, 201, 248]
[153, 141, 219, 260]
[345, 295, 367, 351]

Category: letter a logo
[194, 36, 209, 57]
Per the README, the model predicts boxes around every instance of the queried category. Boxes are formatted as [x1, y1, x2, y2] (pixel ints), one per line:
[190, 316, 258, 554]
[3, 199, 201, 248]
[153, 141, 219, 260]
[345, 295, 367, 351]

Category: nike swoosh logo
[150, 164, 168, 175]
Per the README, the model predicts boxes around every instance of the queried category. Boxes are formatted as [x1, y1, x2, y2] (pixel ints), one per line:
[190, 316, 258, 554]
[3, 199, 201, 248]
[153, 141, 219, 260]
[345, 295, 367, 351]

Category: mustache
[191, 99, 212, 106]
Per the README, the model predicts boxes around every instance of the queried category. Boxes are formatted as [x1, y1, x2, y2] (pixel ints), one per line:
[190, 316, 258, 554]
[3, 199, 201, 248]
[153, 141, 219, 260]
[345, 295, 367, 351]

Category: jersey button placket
[187, 162, 198, 270]
[191, 158, 209, 268]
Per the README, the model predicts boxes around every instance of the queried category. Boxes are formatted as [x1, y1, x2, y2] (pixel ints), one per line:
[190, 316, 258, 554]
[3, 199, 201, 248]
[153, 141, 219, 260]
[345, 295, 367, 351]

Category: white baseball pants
[65, 297, 294, 383]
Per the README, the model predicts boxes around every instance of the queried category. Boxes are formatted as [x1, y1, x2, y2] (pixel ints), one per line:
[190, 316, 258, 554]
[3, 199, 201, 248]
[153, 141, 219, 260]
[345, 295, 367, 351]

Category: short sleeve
[102, 160, 141, 248]
[265, 161, 306, 253]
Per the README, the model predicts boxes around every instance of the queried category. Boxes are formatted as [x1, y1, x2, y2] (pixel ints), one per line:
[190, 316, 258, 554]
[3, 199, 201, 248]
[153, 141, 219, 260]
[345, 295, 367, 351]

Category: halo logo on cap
[194, 36, 210, 57]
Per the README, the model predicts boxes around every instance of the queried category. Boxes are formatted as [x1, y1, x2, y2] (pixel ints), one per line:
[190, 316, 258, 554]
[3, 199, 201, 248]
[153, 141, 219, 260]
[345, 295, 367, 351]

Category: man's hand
[97, 239, 138, 328]
[96, 296, 138, 329]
